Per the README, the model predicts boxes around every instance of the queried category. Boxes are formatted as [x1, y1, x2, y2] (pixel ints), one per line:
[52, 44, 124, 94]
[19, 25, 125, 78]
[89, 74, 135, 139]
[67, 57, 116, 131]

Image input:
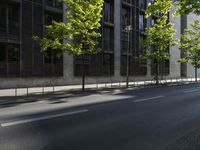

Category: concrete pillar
[169, 10, 181, 78]
[114, 0, 121, 77]
[63, 5, 74, 79]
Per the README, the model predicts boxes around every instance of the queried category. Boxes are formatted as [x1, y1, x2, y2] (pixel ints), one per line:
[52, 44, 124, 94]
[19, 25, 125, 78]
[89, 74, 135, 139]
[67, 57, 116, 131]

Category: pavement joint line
[133, 96, 165, 103]
[0, 109, 88, 127]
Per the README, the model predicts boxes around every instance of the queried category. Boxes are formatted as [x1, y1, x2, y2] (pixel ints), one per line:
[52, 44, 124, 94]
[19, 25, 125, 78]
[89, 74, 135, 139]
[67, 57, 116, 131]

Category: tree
[33, 0, 104, 91]
[137, 0, 177, 84]
[138, 16, 177, 84]
[179, 19, 200, 82]
[145, 0, 173, 18]
[175, 0, 200, 15]
[145, 0, 200, 16]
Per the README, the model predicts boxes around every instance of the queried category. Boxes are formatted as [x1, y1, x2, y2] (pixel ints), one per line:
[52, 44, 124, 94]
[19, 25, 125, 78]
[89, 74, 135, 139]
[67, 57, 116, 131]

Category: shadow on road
[0, 88, 132, 108]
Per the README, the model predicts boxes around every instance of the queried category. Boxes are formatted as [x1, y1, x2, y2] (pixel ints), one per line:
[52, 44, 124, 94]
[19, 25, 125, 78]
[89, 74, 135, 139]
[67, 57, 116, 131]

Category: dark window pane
[0, 5, 7, 34]
[45, 0, 62, 9]
[139, 13, 145, 30]
[45, 12, 62, 25]
[103, 27, 114, 51]
[46, 0, 53, 6]
[55, 0, 62, 9]
[8, 5, 20, 36]
[0, 45, 6, 62]
[139, 0, 147, 9]
[0, 44, 6, 75]
[8, 45, 20, 62]
[104, 0, 114, 23]
[139, 35, 144, 51]
[44, 49, 52, 63]
[122, 6, 131, 29]
[7, 44, 20, 75]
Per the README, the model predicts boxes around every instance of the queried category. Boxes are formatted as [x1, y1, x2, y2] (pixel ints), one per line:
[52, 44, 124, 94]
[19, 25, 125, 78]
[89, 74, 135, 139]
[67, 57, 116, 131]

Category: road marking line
[1, 109, 88, 127]
[133, 96, 164, 103]
[183, 89, 199, 93]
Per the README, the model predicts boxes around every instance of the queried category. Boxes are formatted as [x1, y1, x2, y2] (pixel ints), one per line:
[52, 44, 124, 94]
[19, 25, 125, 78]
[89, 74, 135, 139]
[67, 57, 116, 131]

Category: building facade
[0, 0, 198, 88]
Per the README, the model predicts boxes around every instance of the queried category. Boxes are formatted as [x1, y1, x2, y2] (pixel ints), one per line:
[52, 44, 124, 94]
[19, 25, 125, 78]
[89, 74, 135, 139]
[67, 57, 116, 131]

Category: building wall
[0, 0, 197, 89]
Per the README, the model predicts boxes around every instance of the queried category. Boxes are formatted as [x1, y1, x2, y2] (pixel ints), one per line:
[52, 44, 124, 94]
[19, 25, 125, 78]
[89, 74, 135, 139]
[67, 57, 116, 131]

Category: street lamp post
[125, 25, 132, 88]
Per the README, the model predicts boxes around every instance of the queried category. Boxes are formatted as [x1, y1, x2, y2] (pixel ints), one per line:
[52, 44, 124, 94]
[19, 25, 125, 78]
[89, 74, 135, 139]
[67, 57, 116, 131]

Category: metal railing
[0, 77, 199, 97]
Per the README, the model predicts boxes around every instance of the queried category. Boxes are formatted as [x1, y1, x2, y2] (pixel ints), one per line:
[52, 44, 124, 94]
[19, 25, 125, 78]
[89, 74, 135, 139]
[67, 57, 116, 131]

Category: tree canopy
[145, 0, 200, 17]
[179, 19, 200, 81]
[175, 0, 200, 15]
[142, 16, 177, 61]
[34, 0, 104, 56]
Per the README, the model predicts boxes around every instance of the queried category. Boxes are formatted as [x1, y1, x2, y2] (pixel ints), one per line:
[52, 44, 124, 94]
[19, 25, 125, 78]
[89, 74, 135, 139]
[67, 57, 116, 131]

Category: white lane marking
[133, 96, 164, 103]
[1, 109, 88, 127]
[183, 89, 199, 93]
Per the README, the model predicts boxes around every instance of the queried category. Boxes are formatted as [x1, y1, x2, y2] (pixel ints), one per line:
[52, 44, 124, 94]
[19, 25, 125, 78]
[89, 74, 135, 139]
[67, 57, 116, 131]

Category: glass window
[104, 0, 114, 23]
[0, 45, 6, 62]
[139, 13, 145, 30]
[103, 27, 114, 51]
[0, 4, 20, 38]
[45, 12, 62, 25]
[139, 35, 144, 51]
[45, 0, 62, 9]
[122, 6, 131, 29]
[123, 0, 131, 4]
[44, 49, 52, 63]
[55, 0, 62, 9]
[8, 5, 20, 35]
[0, 44, 20, 76]
[0, 5, 7, 33]
[151, 17, 157, 26]
[8, 45, 20, 62]
[139, 0, 147, 9]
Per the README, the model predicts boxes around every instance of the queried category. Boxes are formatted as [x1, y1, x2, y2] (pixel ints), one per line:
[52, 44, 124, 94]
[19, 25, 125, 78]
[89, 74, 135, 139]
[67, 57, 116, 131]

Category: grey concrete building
[0, 0, 198, 88]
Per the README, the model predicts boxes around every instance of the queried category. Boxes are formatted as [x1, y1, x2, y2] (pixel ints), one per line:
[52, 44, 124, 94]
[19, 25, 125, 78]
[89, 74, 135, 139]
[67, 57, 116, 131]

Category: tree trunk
[155, 62, 159, 85]
[195, 66, 198, 82]
[82, 54, 85, 92]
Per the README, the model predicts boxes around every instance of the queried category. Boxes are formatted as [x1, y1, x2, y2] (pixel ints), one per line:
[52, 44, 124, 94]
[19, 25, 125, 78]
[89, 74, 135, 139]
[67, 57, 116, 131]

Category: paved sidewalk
[0, 78, 199, 97]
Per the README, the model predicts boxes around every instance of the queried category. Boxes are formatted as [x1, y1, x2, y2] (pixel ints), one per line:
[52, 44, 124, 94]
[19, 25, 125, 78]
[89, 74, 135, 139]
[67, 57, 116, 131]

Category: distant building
[0, 0, 198, 88]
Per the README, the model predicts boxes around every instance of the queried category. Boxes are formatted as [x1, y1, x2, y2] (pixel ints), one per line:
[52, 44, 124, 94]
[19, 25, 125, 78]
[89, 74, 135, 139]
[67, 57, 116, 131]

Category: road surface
[1, 84, 200, 150]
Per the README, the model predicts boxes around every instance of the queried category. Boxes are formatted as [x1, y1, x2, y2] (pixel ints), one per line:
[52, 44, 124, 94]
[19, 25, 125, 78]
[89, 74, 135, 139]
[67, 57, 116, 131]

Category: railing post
[27, 88, 29, 96]
[42, 87, 45, 94]
[96, 82, 98, 89]
[53, 86, 55, 93]
[15, 88, 17, 96]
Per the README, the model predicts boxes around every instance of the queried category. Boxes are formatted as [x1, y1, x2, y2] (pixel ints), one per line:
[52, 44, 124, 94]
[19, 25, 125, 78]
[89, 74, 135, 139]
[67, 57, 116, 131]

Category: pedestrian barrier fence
[0, 77, 199, 97]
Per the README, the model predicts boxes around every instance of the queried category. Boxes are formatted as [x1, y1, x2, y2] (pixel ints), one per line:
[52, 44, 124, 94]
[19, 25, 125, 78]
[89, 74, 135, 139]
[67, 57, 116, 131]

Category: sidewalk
[0, 78, 199, 97]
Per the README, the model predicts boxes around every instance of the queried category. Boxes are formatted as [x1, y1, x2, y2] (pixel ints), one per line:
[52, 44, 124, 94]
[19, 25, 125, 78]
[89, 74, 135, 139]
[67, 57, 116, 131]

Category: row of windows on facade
[0, 1, 168, 77]
[0, 2, 63, 76]
[122, 0, 147, 9]
[45, 0, 63, 9]
[0, 43, 169, 77]
[104, 0, 148, 30]
[103, 0, 154, 53]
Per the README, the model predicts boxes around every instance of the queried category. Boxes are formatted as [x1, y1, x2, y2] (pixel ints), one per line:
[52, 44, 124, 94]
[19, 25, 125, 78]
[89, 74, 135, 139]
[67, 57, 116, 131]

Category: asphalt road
[1, 84, 200, 150]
